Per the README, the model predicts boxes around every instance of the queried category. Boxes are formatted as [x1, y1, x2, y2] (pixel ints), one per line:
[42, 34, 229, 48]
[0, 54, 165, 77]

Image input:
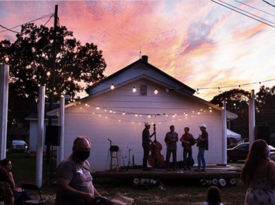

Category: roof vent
[141, 55, 148, 63]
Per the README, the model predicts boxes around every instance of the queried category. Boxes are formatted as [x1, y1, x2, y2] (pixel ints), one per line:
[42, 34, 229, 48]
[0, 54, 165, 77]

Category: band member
[195, 124, 209, 172]
[164, 125, 179, 171]
[142, 122, 155, 171]
[180, 127, 195, 171]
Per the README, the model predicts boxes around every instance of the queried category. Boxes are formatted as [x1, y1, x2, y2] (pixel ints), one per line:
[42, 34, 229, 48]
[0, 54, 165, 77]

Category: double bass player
[142, 122, 155, 171]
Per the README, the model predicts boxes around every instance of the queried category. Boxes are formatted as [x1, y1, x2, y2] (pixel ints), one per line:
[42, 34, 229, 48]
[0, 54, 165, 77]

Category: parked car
[10, 140, 28, 153]
[227, 142, 275, 162]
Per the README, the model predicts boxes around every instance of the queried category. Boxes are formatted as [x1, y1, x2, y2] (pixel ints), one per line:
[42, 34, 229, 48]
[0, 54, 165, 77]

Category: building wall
[62, 79, 224, 171]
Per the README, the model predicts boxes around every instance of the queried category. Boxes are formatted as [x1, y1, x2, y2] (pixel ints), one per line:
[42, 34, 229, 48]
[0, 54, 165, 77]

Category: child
[203, 186, 223, 205]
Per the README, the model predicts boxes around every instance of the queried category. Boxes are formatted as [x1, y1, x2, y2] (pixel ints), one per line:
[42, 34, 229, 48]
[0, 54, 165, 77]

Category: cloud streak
[1, 0, 275, 100]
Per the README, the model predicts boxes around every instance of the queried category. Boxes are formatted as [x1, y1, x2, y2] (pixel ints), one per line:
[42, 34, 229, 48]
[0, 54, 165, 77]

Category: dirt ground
[38, 178, 246, 205]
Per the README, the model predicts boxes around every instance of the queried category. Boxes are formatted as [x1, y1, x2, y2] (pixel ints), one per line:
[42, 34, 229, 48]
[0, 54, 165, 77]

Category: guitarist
[195, 124, 209, 172]
[180, 127, 195, 171]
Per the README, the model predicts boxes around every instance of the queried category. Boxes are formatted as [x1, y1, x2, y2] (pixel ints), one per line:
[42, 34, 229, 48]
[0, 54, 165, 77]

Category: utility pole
[46, 4, 58, 164]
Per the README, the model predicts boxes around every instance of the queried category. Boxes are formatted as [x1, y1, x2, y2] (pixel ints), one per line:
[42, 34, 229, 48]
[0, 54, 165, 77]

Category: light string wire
[196, 78, 275, 93]
[72, 102, 214, 124]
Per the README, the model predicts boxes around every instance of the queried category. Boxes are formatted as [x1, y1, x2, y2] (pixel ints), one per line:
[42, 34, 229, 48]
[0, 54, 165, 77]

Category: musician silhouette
[195, 124, 209, 172]
[164, 125, 179, 171]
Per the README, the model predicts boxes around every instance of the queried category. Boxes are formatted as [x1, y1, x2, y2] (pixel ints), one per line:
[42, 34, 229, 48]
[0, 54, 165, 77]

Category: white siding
[63, 79, 223, 171]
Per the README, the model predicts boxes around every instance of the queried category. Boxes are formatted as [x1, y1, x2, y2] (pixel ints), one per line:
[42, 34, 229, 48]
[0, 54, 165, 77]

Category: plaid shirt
[165, 131, 178, 150]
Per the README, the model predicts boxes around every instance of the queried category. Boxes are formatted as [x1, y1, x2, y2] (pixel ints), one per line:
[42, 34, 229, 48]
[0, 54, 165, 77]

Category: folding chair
[21, 184, 46, 205]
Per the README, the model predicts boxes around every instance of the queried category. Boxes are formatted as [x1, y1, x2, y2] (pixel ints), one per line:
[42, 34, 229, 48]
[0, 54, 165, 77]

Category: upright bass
[148, 124, 164, 168]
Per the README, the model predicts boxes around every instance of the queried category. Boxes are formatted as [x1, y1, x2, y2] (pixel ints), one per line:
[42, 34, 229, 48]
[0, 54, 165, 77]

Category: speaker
[45, 125, 61, 146]
[256, 125, 270, 144]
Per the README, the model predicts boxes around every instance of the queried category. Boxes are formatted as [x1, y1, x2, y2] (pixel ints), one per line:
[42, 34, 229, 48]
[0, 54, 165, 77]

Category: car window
[237, 143, 249, 150]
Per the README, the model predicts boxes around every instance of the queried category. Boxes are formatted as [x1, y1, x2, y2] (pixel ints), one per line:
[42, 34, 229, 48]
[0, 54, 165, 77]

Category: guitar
[196, 135, 202, 147]
[181, 135, 195, 149]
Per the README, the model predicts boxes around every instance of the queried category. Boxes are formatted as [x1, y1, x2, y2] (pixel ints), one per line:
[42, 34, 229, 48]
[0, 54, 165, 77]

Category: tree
[255, 85, 275, 133]
[210, 89, 251, 138]
[0, 23, 107, 128]
[1, 23, 106, 102]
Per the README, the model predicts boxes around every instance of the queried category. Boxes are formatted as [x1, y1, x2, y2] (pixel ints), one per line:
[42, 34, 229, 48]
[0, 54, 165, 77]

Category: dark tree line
[210, 86, 275, 138]
[0, 23, 106, 128]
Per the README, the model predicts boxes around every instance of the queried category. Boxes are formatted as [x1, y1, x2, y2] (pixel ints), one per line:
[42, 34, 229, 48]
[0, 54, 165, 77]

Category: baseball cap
[199, 124, 207, 128]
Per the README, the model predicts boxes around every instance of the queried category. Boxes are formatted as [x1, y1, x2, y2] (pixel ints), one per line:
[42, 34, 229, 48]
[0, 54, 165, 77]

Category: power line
[0, 25, 19, 34]
[0, 13, 54, 34]
[211, 0, 275, 28]
[44, 14, 54, 26]
[235, 0, 275, 18]
[263, 0, 275, 7]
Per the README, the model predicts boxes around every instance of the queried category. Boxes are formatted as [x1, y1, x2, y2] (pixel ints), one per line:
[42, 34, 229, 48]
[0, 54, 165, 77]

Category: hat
[199, 124, 206, 128]
[145, 122, 150, 126]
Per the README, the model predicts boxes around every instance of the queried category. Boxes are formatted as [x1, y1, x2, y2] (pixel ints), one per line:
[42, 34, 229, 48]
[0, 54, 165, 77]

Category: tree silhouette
[210, 89, 251, 138]
[0, 23, 106, 102]
[0, 23, 106, 128]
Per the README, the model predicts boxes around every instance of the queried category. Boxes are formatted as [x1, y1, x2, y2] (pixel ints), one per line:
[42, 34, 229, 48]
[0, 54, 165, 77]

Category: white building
[29, 56, 237, 171]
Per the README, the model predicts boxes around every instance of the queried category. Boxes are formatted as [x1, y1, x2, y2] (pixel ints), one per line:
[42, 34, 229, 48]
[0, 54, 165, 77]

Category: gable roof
[46, 56, 237, 120]
[85, 56, 196, 96]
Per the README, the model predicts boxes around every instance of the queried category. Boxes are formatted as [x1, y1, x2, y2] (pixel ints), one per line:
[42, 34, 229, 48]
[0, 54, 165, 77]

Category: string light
[196, 78, 275, 94]
[110, 84, 115, 90]
[76, 102, 216, 124]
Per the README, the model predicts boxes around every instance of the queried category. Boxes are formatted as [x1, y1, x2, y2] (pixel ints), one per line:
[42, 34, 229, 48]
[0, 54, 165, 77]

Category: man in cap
[195, 124, 208, 172]
[142, 122, 155, 170]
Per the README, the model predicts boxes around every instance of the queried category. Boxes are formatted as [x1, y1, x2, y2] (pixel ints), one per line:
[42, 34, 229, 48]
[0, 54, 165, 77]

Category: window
[140, 85, 147, 95]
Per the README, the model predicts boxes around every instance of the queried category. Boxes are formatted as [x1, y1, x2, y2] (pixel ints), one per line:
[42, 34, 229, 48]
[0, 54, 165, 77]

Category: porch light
[154, 88, 158, 95]
[132, 86, 136, 93]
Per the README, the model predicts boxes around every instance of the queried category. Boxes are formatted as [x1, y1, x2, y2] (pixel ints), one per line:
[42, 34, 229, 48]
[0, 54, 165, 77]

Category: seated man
[55, 136, 105, 205]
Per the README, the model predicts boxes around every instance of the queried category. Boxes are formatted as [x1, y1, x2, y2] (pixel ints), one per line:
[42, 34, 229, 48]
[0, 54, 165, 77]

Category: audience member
[241, 139, 275, 205]
[203, 186, 223, 205]
[55, 136, 106, 205]
[0, 159, 30, 205]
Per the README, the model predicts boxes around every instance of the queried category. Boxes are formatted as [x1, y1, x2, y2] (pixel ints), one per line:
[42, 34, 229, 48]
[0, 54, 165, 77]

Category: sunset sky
[1, 0, 275, 101]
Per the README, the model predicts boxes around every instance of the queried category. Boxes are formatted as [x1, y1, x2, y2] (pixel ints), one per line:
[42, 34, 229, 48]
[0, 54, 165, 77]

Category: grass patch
[8, 153, 246, 205]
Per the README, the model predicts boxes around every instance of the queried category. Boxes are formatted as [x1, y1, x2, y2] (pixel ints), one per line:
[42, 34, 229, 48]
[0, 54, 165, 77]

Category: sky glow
[1, 0, 275, 100]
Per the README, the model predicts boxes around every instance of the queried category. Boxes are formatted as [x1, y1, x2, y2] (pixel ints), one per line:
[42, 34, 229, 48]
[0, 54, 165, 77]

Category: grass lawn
[7, 153, 246, 205]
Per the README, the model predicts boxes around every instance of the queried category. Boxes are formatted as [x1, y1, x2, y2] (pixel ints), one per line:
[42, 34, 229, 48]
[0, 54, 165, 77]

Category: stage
[92, 164, 241, 180]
